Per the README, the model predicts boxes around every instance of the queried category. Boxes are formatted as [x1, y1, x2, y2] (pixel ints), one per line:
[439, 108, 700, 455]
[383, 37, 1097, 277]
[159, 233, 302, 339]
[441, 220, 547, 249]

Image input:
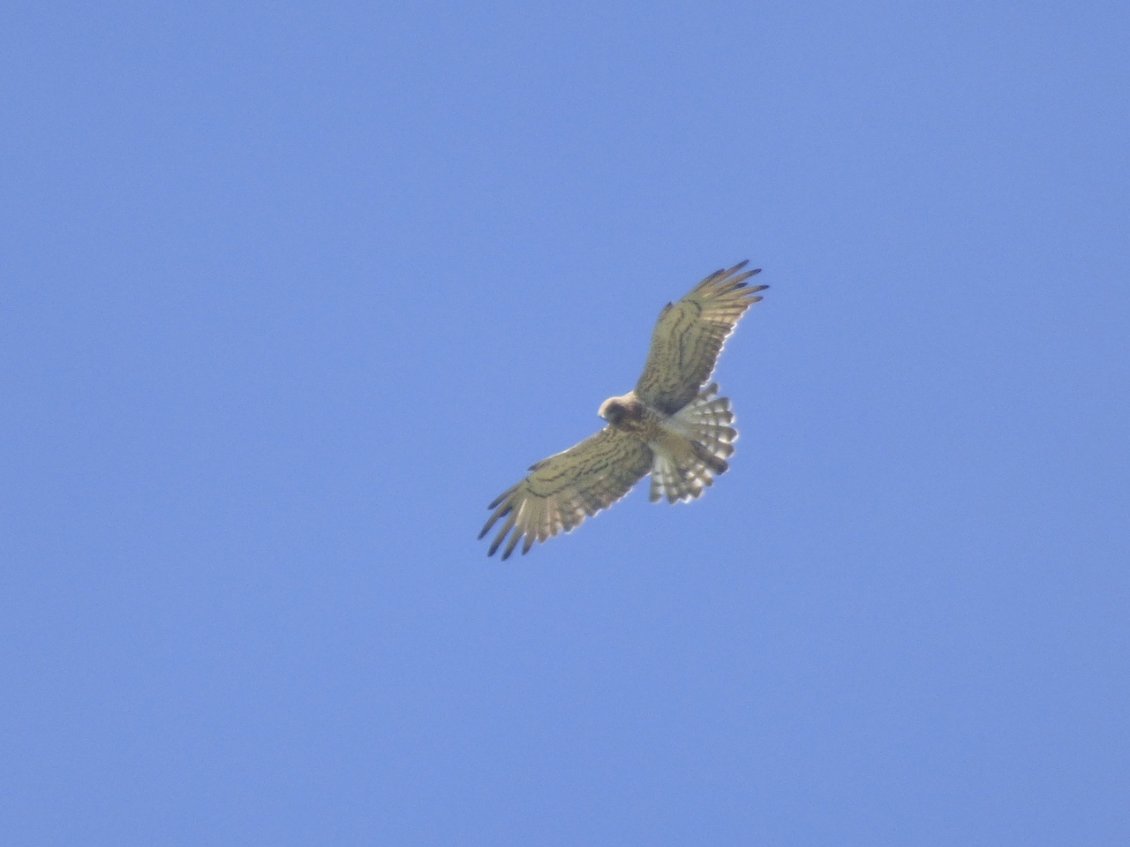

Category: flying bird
[480, 260, 768, 559]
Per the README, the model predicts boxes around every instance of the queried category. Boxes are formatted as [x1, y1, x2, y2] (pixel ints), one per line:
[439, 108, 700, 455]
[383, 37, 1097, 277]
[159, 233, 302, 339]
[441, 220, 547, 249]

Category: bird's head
[599, 398, 625, 425]
[599, 394, 640, 426]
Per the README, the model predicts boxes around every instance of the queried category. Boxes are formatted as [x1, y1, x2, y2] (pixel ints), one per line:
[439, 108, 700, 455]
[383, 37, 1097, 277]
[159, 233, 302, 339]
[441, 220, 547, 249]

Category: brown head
[598, 393, 643, 427]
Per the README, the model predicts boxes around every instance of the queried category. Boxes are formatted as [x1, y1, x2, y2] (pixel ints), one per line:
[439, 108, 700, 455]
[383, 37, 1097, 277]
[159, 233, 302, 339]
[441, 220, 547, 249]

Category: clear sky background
[4, 2, 1129, 845]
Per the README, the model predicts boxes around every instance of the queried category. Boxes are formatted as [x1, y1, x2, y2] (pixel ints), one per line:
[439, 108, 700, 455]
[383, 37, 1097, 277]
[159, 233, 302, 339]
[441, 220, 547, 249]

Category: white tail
[649, 383, 738, 503]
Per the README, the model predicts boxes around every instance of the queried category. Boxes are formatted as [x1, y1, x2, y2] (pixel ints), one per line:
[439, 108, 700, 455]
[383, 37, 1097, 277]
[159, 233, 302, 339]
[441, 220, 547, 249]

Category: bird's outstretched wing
[480, 427, 653, 559]
[635, 260, 767, 414]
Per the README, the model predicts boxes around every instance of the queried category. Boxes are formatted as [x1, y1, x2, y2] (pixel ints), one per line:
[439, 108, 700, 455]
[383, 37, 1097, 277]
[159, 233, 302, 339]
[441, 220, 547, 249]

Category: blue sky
[4, 2, 1129, 844]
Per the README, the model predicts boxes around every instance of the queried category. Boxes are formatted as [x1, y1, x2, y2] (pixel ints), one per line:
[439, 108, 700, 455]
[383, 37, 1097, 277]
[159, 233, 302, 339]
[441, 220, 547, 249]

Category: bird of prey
[480, 260, 768, 559]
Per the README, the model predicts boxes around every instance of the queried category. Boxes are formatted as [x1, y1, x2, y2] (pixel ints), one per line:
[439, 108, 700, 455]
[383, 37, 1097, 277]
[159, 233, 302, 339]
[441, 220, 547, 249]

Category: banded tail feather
[649, 384, 737, 503]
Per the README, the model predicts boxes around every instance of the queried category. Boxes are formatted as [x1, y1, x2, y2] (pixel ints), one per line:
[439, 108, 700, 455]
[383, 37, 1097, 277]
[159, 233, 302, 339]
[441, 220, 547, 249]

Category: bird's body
[480, 260, 768, 559]
[602, 387, 732, 477]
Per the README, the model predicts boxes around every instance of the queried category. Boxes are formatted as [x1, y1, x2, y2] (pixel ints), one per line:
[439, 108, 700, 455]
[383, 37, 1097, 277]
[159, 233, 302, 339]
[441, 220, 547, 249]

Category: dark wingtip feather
[502, 531, 522, 560]
[479, 503, 512, 538]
